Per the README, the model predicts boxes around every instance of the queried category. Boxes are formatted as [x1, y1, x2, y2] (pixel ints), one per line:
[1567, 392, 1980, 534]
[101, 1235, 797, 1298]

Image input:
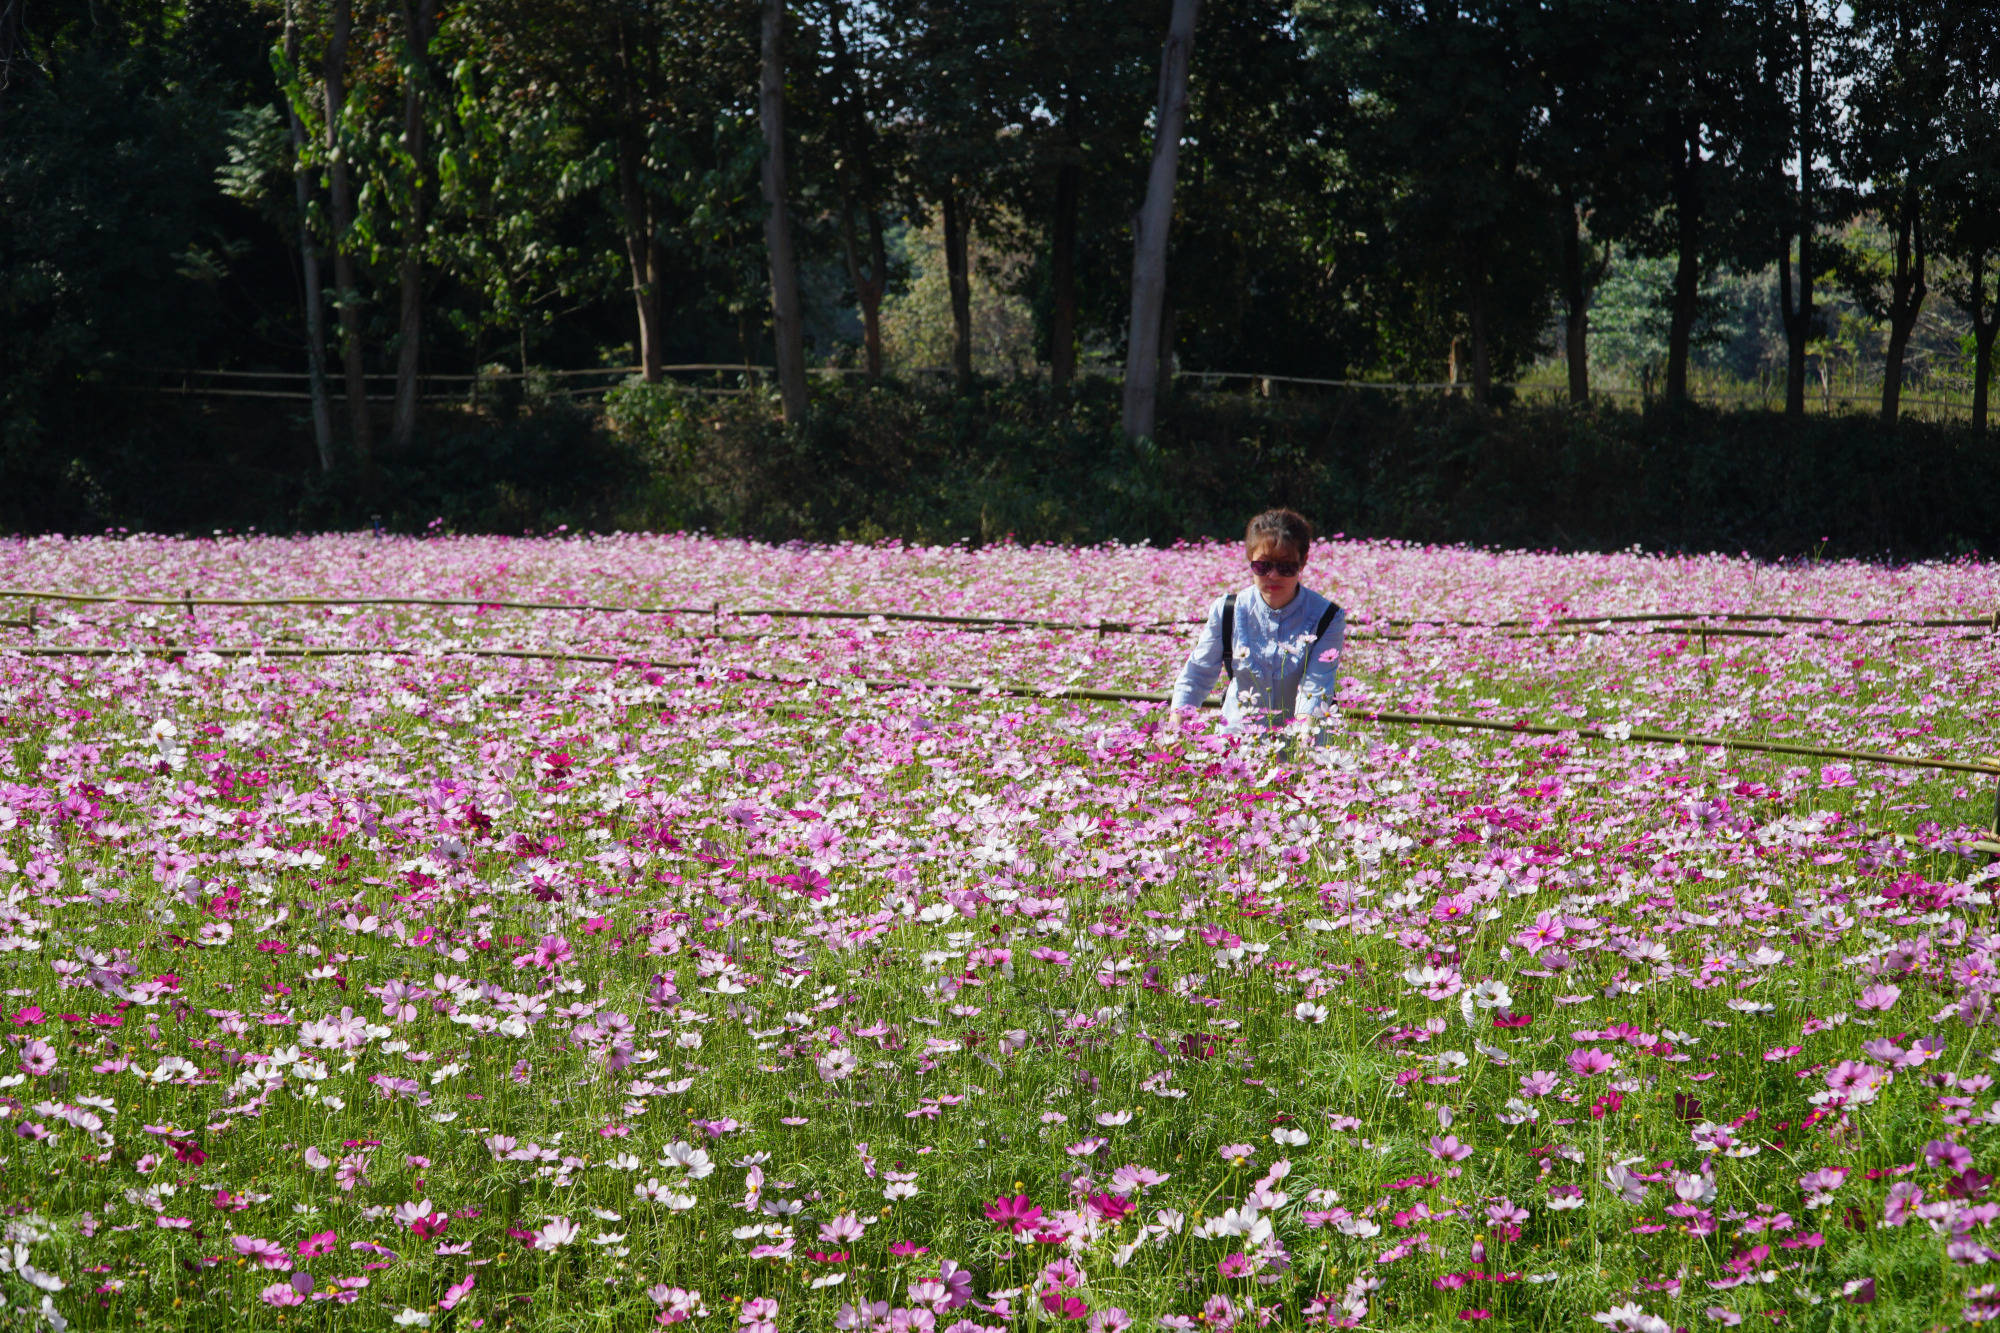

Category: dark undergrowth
[6, 376, 1994, 560]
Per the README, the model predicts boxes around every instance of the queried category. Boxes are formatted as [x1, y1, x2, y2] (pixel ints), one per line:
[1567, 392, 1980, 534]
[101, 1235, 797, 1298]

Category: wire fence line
[5, 638, 1999, 810]
[126, 362, 1995, 417]
[4, 587, 1994, 639]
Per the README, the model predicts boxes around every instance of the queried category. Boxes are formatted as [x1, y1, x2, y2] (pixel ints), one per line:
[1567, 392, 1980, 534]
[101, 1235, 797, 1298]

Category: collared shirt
[1170, 584, 1346, 734]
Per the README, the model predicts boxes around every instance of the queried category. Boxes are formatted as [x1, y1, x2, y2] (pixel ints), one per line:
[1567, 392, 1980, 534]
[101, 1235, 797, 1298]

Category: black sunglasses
[1248, 559, 1302, 577]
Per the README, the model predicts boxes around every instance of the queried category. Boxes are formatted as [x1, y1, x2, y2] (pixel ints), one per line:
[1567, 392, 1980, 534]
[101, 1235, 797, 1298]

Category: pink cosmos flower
[1926, 1140, 1974, 1173]
[440, 1273, 475, 1310]
[18, 1039, 56, 1077]
[1428, 1134, 1473, 1162]
[1825, 1061, 1888, 1098]
[937, 1259, 973, 1310]
[1042, 1289, 1090, 1320]
[391, 1199, 436, 1230]
[1854, 983, 1900, 1012]
[1565, 1047, 1620, 1078]
[230, 1236, 291, 1271]
[819, 1212, 868, 1243]
[333, 1153, 370, 1192]
[1518, 1070, 1559, 1097]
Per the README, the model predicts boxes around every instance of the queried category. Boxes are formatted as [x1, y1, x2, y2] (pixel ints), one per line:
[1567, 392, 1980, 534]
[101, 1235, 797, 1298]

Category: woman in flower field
[1170, 507, 1346, 738]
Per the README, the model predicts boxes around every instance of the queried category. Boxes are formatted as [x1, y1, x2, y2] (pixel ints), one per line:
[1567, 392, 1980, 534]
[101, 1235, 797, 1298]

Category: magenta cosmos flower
[984, 1193, 1043, 1233]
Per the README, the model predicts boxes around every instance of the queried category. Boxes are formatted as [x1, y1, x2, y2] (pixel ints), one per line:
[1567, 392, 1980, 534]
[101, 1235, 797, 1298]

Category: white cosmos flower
[531, 1217, 579, 1250]
[661, 1141, 716, 1178]
[1217, 1205, 1271, 1244]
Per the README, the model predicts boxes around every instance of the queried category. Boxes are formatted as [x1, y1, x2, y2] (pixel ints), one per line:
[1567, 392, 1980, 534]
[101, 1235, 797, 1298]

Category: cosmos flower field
[3, 534, 2000, 1333]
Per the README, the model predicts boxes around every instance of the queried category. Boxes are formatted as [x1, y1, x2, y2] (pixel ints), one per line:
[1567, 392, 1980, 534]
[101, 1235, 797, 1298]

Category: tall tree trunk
[616, 127, 663, 383]
[1665, 131, 1701, 405]
[1467, 277, 1492, 407]
[324, 0, 373, 469]
[391, 0, 438, 450]
[942, 186, 974, 393]
[283, 1, 335, 474]
[824, 0, 882, 379]
[1973, 254, 1997, 436]
[0, 0, 24, 102]
[613, 14, 663, 384]
[760, 0, 808, 426]
[1779, 264, 1815, 422]
[1779, 0, 1816, 419]
[1050, 140, 1081, 400]
[1561, 202, 1589, 405]
[1122, 0, 1201, 440]
[1975, 317, 1996, 437]
[1880, 200, 1926, 423]
[838, 201, 886, 379]
[1155, 290, 1177, 420]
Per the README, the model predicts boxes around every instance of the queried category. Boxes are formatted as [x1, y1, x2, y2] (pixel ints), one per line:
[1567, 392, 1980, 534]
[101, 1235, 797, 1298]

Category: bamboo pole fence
[4, 587, 1994, 641]
[5, 636, 1996, 775]
[6, 634, 1993, 852]
[129, 363, 1992, 418]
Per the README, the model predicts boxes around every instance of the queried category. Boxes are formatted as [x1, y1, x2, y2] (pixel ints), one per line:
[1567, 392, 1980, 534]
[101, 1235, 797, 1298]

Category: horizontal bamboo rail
[4, 587, 1993, 637]
[5, 640, 1997, 783]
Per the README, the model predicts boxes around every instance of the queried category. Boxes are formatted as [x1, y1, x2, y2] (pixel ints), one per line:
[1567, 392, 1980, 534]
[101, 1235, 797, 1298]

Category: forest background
[3, 0, 1999, 557]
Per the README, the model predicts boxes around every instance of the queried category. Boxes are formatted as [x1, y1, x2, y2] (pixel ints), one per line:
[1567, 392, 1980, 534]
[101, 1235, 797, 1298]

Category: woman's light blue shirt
[1170, 584, 1346, 732]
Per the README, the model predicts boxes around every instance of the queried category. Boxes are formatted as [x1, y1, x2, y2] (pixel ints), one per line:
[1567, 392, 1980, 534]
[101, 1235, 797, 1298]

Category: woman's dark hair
[1245, 508, 1312, 561]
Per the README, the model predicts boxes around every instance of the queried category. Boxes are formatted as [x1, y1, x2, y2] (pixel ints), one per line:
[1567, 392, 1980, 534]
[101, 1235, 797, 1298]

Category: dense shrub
[6, 376, 1995, 559]
[604, 379, 1997, 559]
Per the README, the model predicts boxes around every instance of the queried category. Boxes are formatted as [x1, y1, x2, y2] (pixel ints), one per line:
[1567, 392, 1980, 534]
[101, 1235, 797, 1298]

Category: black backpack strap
[1220, 593, 1237, 682]
[1314, 601, 1342, 644]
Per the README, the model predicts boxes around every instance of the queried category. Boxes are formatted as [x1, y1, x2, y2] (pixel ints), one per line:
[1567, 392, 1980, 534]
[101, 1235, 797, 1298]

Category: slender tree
[812, 0, 894, 378]
[0, 0, 23, 100]
[879, 0, 1013, 394]
[1006, 0, 1155, 400]
[1610, 0, 1766, 404]
[1122, 0, 1199, 440]
[1522, 0, 1644, 406]
[323, 0, 373, 465]
[1765, 0, 1847, 418]
[1937, 20, 2000, 432]
[282, 0, 336, 472]
[390, 0, 440, 448]
[760, 0, 807, 424]
[272, 0, 338, 474]
[1840, 0, 1959, 422]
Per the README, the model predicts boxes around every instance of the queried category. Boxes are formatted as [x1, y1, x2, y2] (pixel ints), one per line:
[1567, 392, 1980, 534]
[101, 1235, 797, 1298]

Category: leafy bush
[7, 376, 1996, 559]
[598, 380, 1998, 559]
